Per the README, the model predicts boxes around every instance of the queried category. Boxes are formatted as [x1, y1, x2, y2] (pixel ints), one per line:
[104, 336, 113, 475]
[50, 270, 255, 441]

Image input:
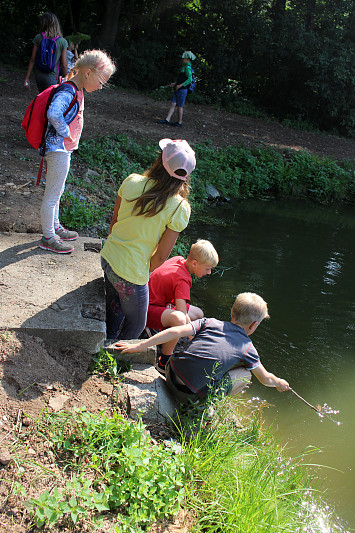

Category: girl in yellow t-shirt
[101, 138, 196, 342]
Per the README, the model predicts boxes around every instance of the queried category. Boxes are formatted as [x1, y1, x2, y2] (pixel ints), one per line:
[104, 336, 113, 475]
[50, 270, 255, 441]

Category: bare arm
[252, 364, 289, 392]
[174, 298, 188, 316]
[24, 45, 37, 88]
[60, 47, 68, 78]
[115, 322, 195, 353]
[149, 228, 180, 272]
[109, 195, 122, 235]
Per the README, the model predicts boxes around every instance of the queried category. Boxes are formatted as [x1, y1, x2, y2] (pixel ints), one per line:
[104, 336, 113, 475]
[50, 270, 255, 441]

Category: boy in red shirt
[146, 239, 219, 373]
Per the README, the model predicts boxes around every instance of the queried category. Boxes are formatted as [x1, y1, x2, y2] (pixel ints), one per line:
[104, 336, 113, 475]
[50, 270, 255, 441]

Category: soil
[0, 66, 354, 532]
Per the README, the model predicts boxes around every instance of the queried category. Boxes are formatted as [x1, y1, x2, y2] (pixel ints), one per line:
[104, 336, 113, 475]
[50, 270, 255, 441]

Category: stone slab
[123, 364, 178, 425]
[104, 340, 156, 365]
[0, 233, 106, 353]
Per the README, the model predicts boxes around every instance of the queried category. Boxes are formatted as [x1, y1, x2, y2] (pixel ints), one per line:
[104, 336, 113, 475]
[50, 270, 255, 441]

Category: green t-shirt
[33, 34, 68, 73]
[177, 63, 193, 87]
[101, 174, 191, 285]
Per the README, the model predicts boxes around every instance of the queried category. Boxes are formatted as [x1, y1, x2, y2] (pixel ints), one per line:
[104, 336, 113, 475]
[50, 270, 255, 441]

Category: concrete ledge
[0, 233, 106, 353]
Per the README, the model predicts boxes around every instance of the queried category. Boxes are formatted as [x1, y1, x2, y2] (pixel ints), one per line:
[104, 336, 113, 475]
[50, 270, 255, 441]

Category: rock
[122, 364, 178, 425]
[99, 383, 113, 396]
[205, 184, 221, 200]
[0, 449, 12, 465]
[85, 169, 100, 180]
[48, 393, 70, 412]
[105, 341, 156, 365]
[22, 417, 32, 427]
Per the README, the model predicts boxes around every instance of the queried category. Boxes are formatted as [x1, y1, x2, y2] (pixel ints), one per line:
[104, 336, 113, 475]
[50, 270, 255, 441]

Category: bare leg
[160, 309, 187, 356]
[177, 106, 183, 124]
[166, 102, 176, 122]
[228, 367, 252, 395]
[188, 304, 203, 321]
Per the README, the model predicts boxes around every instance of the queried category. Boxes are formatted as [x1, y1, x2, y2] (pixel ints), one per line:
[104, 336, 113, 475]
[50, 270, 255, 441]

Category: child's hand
[114, 341, 141, 353]
[276, 379, 289, 392]
[24, 81, 30, 89]
[65, 134, 74, 143]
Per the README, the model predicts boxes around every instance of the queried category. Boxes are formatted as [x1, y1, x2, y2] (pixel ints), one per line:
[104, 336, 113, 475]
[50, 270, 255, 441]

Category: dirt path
[1, 66, 354, 233]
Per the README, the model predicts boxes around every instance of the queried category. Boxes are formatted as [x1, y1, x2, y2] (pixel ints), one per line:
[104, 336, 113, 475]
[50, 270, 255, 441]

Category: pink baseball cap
[159, 138, 196, 181]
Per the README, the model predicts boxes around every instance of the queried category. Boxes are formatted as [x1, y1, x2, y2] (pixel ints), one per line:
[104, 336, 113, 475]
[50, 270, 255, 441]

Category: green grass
[4, 389, 342, 532]
[176, 396, 336, 533]
[67, 135, 355, 239]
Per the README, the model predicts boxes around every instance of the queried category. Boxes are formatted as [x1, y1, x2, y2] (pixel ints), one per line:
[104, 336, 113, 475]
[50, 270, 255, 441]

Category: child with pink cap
[101, 138, 196, 343]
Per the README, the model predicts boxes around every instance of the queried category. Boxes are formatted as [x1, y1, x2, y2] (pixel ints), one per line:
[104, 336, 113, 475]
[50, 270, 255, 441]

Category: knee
[188, 306, 204, 321]
[168, 311, 187, 327]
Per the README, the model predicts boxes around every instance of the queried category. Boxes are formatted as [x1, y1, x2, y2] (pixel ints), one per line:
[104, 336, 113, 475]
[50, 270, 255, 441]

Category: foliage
[177, 396, 334, 533]
[60, 190, 106, 231]
[0, 0, 354, 134]
[65, 33, 91, 46]
[91, 347, 131, 379]
[6, 395, 342, 533]
[27, 408, 185, 531]
[68, 135, 355, 238]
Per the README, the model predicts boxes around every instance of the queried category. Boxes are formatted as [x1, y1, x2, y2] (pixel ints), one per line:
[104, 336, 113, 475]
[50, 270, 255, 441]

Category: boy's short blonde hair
[231, 292, 269, 326]
[188, 239, 219, 267]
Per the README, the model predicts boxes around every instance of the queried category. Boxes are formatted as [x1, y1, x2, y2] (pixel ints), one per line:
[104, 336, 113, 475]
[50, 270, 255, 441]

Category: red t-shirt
[149, 256, 192, 306]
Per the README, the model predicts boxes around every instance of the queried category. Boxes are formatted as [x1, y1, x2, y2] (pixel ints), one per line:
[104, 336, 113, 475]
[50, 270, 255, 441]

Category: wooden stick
[14, 180, 32, 191]
[289, 388, 320, 412]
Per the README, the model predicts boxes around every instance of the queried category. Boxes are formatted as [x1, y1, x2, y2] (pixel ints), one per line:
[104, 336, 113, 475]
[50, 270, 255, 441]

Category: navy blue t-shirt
[170, 318, 260, 394]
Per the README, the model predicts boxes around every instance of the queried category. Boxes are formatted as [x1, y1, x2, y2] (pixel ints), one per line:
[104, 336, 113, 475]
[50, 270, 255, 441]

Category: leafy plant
[65, 33, 91, 46]
[91, 347, 131, 379]
[29, 409, 185, 531]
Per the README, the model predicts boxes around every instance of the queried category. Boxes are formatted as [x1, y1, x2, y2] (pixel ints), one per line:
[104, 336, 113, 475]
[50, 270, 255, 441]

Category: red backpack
[22, 81, 78, 184]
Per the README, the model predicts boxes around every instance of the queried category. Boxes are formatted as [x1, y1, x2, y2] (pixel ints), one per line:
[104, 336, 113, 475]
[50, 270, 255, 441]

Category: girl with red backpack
[24, 12, 68, 93]
[38, 50, 116, 254]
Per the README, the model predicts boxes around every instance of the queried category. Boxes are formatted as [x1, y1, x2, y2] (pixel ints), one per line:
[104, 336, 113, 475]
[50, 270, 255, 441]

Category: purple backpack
[35, 32, 59, 74]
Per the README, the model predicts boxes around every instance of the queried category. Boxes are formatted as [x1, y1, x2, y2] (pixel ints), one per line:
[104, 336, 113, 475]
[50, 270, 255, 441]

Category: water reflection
[187, 199, 355, 530]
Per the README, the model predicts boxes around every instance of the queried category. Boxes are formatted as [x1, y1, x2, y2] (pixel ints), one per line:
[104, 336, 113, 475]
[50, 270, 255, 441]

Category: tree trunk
[98, 0, 122, 51]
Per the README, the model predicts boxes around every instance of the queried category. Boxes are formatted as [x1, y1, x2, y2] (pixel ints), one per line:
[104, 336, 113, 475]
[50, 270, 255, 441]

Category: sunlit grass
[176, 396, 341, 533]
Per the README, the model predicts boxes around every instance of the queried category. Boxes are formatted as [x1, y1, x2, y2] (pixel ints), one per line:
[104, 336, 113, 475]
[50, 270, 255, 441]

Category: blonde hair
[40, 12, 62, 38]
[72, 49, 116, 81]
[231, 292, 269, 326]
[188, 239, 219, 267]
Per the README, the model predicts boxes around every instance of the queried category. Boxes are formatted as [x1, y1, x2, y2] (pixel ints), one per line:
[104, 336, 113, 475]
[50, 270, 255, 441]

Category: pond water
[186, 198, 355, 531]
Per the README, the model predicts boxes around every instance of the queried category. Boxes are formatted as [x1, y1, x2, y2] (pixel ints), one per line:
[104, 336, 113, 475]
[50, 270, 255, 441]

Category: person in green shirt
[158, 51, 196, 128]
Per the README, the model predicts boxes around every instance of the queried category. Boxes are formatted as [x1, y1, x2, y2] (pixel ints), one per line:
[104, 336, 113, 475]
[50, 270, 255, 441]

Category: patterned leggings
[101, 257, 149, 341]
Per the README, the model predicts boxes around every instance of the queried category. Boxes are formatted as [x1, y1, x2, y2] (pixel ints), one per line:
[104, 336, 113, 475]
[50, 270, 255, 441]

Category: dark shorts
[172, 87, 188, 107]
[165, 359, 197, 405]
[146, 303, 190, 330]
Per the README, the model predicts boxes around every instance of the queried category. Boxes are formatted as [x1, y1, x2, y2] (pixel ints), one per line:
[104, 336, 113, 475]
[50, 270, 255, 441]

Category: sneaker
[154, 356, 166, 376]
[157, 119, 170, 124]
[170, 121, 182, 127]
[39, 235, 74, 254]
[55, 226, 78, 240]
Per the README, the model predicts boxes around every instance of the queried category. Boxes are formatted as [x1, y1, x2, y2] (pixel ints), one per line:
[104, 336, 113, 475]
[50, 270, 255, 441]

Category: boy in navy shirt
[117, 292, 289, 404]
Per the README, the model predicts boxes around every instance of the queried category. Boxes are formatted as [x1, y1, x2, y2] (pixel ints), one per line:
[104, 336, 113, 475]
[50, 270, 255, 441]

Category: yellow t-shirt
[101, 174, 191, 285]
